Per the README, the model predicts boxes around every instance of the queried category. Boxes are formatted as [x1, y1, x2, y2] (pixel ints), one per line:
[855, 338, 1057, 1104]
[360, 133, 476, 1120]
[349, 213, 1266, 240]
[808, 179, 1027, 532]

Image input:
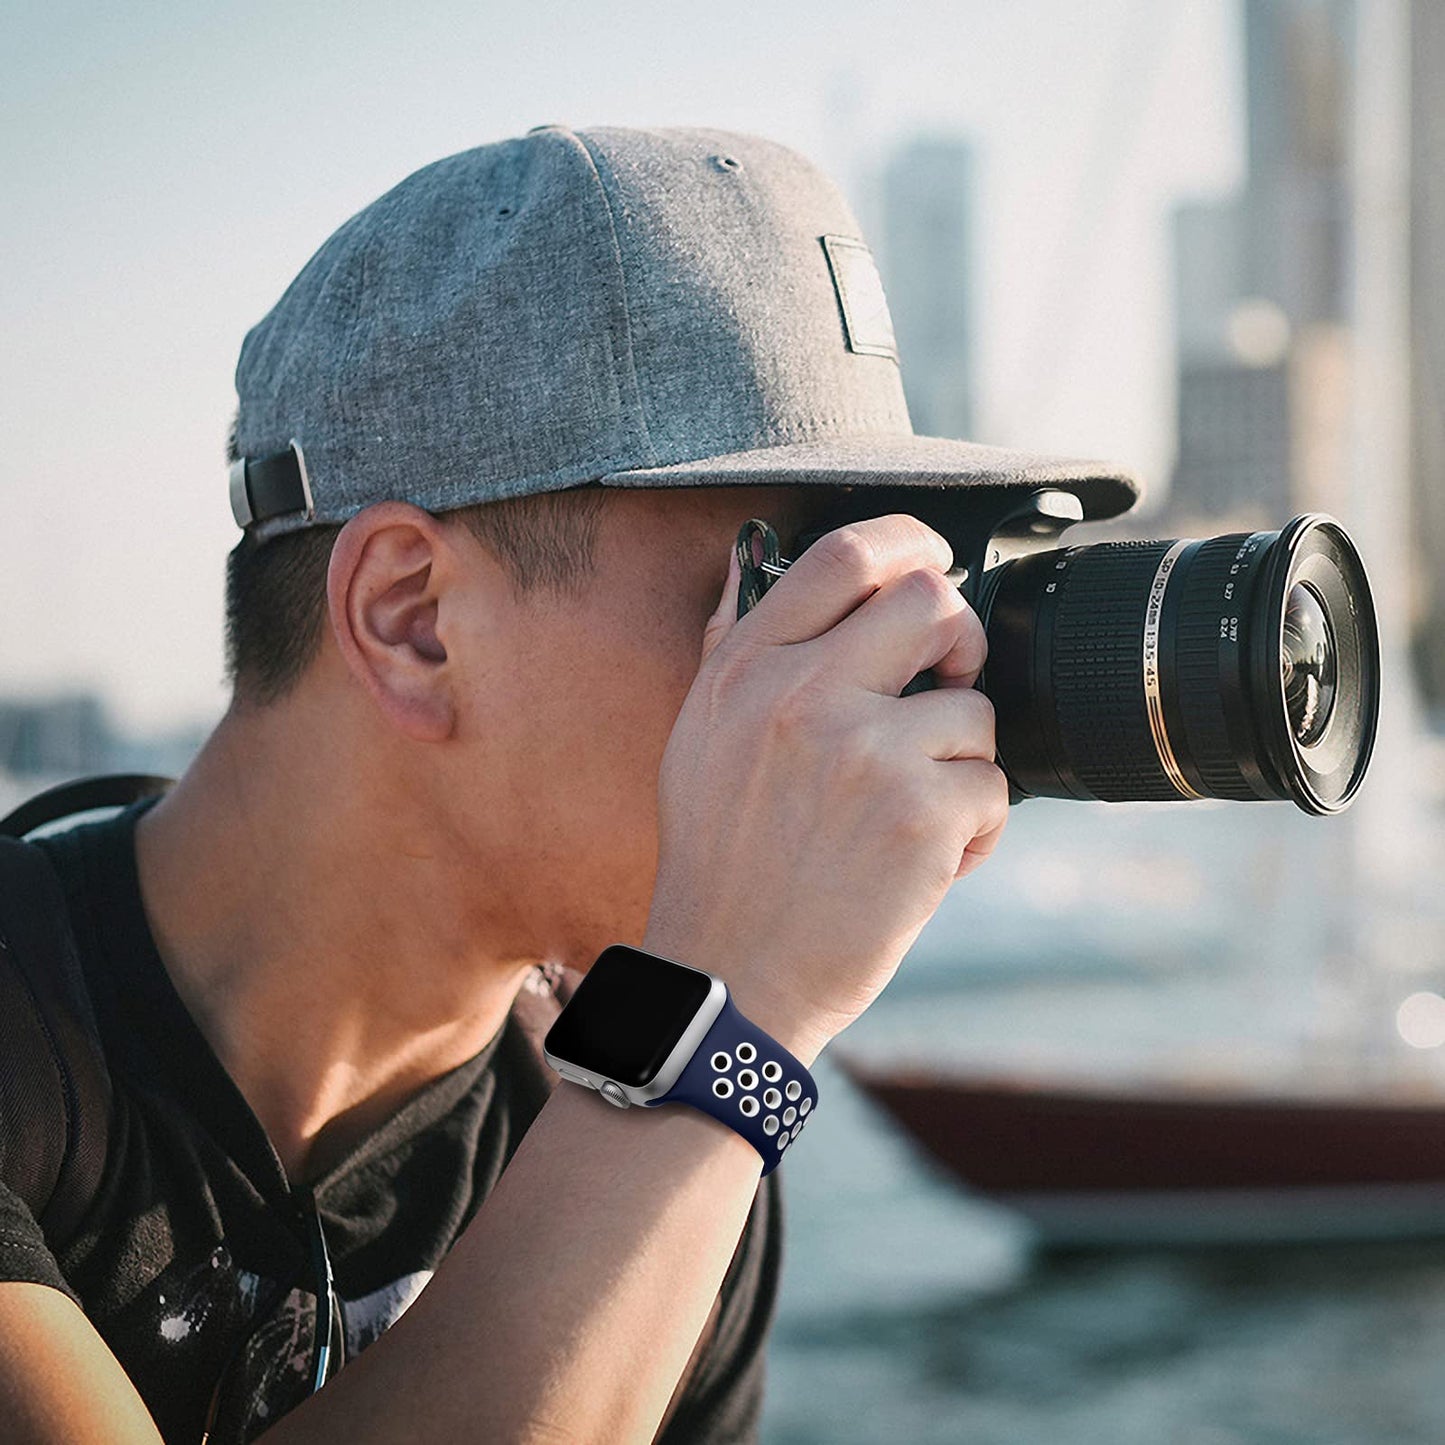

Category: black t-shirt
[0, 797, 782, 1443]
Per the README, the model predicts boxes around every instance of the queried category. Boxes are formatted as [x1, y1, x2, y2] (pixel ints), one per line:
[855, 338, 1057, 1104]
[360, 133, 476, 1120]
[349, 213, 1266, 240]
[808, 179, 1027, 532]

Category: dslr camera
[742, 486, 1379, 816]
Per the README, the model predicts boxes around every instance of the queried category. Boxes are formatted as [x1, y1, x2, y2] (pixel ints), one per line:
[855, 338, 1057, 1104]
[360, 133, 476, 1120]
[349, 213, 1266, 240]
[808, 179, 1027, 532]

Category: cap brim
[598, 433, 1142, 522]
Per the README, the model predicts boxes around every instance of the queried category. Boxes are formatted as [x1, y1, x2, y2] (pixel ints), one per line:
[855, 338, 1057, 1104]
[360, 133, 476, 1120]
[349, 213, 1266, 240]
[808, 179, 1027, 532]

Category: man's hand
[644, 513, 1009, 1064]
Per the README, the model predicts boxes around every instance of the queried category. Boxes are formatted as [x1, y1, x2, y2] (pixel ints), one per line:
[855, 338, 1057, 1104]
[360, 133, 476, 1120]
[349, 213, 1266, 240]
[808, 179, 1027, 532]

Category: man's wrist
[638, 926, 828, 1070]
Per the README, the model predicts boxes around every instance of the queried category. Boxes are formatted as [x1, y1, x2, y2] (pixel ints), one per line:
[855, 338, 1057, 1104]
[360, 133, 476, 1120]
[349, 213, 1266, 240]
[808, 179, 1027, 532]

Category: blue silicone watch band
[647, 990, 818, 1176]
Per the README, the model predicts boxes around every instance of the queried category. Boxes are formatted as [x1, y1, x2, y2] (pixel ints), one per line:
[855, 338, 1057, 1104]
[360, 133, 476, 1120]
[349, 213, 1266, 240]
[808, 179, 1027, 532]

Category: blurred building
[1409, 0, 1445, 715]
[1173, 199, 1245, 362]
[876, 135, 975, 440]
[1168, 0, 1355, 535]
[1173, 352, 1292, 522]
[0, 694, 112, 778]
[1163, 0, 1445, 716]
[0, 692, 206, 817]
[1241, 0, 1353, 330]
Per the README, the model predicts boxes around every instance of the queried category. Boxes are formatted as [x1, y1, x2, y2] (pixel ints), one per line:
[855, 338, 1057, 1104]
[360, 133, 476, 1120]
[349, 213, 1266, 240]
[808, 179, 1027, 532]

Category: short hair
[222, 427, 608, 707]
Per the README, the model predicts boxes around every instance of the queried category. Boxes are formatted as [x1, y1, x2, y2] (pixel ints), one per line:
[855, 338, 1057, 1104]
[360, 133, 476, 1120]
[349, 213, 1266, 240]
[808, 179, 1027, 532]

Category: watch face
[544, 945, 714, 1088]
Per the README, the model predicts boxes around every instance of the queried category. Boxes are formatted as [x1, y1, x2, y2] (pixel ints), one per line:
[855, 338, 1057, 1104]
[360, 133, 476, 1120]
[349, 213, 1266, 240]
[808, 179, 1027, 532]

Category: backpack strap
[0, 775, 175, 1243]
[0, 834, 114, 1245]
[0, 773, 173, 839]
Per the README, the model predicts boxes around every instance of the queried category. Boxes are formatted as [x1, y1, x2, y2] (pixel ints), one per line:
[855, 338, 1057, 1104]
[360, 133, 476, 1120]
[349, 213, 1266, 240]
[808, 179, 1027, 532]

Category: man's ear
[326, 501, 461, 742]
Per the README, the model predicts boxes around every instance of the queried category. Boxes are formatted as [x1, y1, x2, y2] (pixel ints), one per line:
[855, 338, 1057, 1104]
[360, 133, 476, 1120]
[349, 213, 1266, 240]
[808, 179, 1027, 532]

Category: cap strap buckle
[229, 439, 316, 531]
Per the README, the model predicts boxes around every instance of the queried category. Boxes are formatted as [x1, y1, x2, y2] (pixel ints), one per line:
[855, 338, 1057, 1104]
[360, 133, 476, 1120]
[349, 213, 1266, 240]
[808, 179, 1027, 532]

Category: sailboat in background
[836, 1056, 1445, 1246]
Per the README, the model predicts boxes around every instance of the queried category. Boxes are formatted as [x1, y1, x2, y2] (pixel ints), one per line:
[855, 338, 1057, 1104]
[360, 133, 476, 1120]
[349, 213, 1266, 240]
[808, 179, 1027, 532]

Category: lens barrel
[976, 515, 1379, 814]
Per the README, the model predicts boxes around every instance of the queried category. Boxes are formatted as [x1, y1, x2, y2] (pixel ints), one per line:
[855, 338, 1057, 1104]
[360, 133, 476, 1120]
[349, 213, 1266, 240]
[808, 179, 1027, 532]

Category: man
[0, 125, 1137, 1442]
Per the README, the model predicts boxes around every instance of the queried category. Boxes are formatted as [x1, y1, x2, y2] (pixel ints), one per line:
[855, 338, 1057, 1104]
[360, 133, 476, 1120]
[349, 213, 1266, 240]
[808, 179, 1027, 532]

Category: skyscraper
[876, 135, 975, 440]
[1168, 0, 1355, 529]
[1241, 0, 1353, 328]
[1409, 0, 1445, 714]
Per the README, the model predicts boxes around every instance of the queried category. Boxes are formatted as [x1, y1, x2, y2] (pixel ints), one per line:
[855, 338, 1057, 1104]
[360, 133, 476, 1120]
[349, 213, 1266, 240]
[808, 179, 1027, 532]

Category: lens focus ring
[1048, 542, 1182, 801]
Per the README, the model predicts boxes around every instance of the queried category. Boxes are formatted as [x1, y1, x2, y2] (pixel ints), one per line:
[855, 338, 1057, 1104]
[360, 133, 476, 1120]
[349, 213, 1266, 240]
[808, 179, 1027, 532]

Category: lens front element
[1281, 581, 1337, 747]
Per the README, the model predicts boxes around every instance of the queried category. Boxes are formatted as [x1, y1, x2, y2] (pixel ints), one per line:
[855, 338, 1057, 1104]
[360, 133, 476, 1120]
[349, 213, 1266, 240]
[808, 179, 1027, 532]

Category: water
[763, 1043, 1445, 1444]
[759, 793, 1445, 1444]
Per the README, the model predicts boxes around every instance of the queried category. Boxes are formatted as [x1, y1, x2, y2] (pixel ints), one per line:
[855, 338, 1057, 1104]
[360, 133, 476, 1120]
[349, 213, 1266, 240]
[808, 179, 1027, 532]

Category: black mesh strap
[735, 519, 782, 620]
[0, 776, 171, 1248]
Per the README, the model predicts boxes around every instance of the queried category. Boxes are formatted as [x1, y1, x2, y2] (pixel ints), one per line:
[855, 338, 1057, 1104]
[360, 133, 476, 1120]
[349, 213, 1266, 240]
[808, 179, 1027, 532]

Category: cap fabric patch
[821, 235, 899, 362]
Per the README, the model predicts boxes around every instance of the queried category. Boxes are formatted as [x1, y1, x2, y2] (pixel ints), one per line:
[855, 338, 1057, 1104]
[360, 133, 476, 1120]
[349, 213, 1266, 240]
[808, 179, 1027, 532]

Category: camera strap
[734, 519, 789, 621]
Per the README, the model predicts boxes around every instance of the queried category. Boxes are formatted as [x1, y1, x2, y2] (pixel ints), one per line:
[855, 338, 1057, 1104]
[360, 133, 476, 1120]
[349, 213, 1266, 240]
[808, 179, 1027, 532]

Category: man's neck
[132, 697, 545, 1186]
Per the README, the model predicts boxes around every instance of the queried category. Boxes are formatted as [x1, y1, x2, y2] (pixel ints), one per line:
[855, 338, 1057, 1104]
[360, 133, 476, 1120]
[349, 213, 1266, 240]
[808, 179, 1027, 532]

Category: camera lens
[975, 514, 1379, 814]
[1281, 582, 1336, 746]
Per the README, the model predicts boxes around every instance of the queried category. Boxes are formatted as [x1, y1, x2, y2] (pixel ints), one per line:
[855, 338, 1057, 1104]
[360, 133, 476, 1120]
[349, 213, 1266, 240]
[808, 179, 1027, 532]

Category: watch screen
[545, 945, 714, 1088]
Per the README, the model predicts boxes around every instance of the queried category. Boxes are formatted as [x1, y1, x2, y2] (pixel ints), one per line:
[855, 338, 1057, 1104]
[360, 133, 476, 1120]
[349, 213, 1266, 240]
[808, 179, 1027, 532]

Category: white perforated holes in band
[785, 1080, 801, 1102]
[763, 1115, 780, 1135]
[737, 1069, 759, 1092]
[739, 1096, 759, 1117]
[712, 1077, 734, 1099]
[800, 1098, 812, 1116]
[710, 1052, 731, 1072]
[783, 1106, 797, 1126]
[735, 1042, 757, 1064]
[776, 1133, 789, 1150]
[762, 1061, 783, 1083]
[763, 1087, 781, 1110]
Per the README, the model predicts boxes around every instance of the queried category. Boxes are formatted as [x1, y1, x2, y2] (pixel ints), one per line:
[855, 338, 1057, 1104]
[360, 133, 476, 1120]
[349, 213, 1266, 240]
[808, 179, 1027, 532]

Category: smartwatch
[542, 944, 818, 1176]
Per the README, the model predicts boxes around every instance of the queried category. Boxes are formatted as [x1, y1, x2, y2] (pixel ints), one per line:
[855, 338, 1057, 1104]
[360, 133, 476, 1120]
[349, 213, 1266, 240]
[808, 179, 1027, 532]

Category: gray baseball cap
[230, 124, 1141, 544]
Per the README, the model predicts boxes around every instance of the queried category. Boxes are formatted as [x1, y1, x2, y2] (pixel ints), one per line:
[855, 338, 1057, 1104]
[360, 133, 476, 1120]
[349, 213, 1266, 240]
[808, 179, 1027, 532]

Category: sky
[0, 0, 1242, 733]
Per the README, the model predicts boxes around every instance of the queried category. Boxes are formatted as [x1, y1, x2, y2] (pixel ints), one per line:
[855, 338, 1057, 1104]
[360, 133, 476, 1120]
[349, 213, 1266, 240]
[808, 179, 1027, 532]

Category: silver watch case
[543, 971, 728, 1106]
